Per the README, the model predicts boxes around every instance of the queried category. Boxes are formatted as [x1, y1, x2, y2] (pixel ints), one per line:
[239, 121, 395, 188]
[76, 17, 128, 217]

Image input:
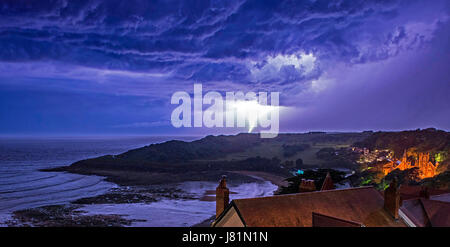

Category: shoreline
[229, 170, 288, 188]
[3, 172, 281, 227]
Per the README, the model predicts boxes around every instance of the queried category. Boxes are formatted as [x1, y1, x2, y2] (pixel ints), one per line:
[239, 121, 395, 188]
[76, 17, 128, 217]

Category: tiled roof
[231, 186, 406, 227]
[400, 199, 430, 227]
[401, 198, 450, 227]
[320, 172, 334, 191]
[421, 199, 450, 226]
[312, 212, 362, 227]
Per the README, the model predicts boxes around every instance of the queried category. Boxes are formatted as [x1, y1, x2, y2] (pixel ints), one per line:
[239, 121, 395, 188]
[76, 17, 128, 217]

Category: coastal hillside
[51, 129, 449, 187]
[354, 128, 450, 171]
[354, 128, 449, 155]
[53, 132, 369, 185]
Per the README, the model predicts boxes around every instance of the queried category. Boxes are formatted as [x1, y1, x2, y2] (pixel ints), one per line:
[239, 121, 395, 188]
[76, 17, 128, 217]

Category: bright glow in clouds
[267, 53, 316, 73]
[171, 84, 283, 138]
[227, 100, 281, 133]
[249, 52, 317, 81]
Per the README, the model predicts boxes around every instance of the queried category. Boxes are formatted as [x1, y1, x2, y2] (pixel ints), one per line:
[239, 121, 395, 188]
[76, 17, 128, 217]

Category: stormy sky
[0, 0, 449, 136]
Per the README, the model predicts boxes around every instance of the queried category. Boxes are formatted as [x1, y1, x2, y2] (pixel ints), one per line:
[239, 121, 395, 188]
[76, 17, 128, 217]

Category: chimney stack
[216, 175, 229, 219]
[299, 179, 316, 193]
[384, 179, 400, 220]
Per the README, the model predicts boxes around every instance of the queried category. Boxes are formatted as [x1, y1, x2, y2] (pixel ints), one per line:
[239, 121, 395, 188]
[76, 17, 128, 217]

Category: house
[298, 179, 316, 192]
[298, 172, 334, 193]
[397, 185, 450, 227]
[213, 176, 450, 227]
[401, 197, 450, 227]
[212, 177, 408, 227]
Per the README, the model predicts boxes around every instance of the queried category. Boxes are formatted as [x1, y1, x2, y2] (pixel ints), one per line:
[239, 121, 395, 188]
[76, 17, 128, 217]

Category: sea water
[0, 136, 196, 224]
[0, 136, 278, 226]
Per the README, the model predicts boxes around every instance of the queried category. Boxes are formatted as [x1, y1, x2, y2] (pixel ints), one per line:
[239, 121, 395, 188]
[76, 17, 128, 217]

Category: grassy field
[210, 141, 353, 167]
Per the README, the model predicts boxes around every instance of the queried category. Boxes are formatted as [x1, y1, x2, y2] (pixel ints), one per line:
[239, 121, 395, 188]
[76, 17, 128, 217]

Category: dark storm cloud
[1, 0, 442, 87]
[0, 0, 449, 134]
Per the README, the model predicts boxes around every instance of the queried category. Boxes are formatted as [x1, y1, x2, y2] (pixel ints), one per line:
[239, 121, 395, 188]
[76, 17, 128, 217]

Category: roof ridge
[430, 192, 450, 198]
[233, 186, 375, 202]
[421, 198, 450, 206]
